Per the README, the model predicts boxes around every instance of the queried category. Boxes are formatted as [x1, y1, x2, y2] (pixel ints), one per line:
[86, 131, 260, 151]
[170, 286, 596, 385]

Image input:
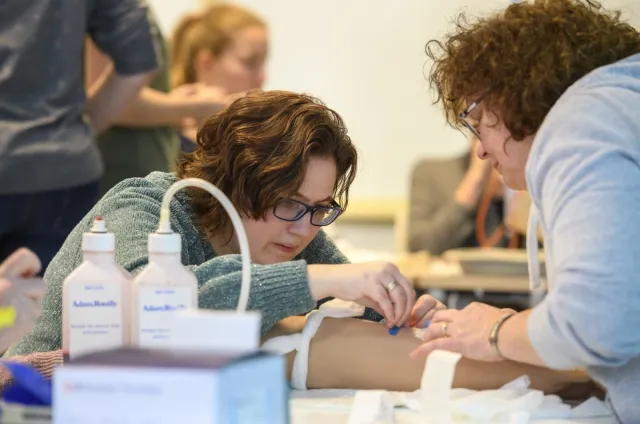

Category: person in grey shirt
[0, 0, 160, 273]
[408, 138, 517, 256]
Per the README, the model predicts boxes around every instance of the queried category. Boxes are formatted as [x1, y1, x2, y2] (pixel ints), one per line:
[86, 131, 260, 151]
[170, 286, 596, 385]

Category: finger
[390, 268, 415, 325]
[0, 248, 41, 278]
[416, 301, 447, 327]
[415, 307, 439, 329]
[430, 309, 458, 324]
[370, 285, 395, 326]
[422, 320, 449, 342]
[410, 337, 460, 360]
[410, 295, 438, 325]
[388, 282, 408, 327]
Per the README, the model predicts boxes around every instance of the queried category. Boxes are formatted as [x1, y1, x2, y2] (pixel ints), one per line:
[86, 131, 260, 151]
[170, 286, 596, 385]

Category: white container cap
[148, 232, 182, 253]
[82, 216, 115, 252]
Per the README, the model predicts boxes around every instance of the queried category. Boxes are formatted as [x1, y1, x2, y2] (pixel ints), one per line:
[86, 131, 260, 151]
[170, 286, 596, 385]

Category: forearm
[264, 317, 592, 395]
[86, 68, 157, 134]
[497, 310, 546, 366]
[194, 257, 316, 335]
[454, 169, 488, 210]
[115, 87, 205, 128]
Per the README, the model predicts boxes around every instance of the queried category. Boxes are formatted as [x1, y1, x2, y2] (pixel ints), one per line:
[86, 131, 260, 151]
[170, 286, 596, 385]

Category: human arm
[263, 316, 594, 395]
[408, 153, 491, 255]
[522, 86, 640, 370]
[85, 39, 229, 128]
[85, 0, 160, 134]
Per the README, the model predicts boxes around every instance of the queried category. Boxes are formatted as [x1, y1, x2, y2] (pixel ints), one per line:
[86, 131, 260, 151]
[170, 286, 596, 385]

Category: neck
[209, 232, 238, 256]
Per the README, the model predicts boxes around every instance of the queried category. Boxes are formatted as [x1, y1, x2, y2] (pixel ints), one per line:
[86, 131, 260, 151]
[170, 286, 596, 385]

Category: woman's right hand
[307, 262, 415, 328]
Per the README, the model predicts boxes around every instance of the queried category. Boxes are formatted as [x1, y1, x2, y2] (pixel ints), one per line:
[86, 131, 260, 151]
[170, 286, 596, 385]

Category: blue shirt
[527, 53, 640, 423]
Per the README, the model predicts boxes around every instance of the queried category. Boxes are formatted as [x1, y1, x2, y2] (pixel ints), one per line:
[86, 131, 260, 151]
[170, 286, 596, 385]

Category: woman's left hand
[409, 302, 516, 362]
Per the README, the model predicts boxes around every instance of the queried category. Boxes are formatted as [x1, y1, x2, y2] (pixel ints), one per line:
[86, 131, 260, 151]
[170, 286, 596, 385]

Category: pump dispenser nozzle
[91, 216, 107, 233]
[82, 216, 115, 252]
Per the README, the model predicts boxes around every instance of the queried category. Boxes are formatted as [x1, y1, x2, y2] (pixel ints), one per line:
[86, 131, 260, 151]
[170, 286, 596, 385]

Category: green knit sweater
[8, 172, 380, 357]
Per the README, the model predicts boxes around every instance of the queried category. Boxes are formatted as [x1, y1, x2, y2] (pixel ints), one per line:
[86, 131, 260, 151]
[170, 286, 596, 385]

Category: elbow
[531, 296, 639, 369]
[123, 67, 158, 90]
[141, 67, 159, 85]
[569, 321, 639, 368]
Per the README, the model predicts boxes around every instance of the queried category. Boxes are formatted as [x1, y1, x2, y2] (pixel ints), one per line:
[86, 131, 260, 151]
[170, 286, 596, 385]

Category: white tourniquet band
[261, 299, 365, 390]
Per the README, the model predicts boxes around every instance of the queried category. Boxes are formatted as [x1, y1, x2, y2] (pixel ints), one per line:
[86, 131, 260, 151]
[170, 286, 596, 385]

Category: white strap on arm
[261, 299, 365, 390]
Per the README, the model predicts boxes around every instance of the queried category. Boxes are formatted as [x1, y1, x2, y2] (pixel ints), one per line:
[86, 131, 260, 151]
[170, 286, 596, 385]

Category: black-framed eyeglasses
[459, 100, 482, 140]
[273, 198, 343, 227]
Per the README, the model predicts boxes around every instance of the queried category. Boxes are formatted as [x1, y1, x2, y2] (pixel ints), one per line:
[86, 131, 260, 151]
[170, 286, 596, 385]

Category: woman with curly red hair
[411, 0, 640, 421]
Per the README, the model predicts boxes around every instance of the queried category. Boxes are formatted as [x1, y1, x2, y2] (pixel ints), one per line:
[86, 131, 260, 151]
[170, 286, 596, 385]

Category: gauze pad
[347, 390, 395, 424]
[398, 349, 613, 422]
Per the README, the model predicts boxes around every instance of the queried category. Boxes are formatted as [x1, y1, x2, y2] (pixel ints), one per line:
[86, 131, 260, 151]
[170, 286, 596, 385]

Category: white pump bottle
[130, 226, 198, 349]
[131, 178, 259, 354]
[62, 216, 130, 359]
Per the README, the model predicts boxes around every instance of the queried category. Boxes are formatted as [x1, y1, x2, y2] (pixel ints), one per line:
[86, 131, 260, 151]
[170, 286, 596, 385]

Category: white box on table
[52, 347, 289, 424]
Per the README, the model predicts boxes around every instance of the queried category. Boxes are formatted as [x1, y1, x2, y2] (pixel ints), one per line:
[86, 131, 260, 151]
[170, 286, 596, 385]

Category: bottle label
[69, 283, 123, 359]
[138, 287, 194, 348]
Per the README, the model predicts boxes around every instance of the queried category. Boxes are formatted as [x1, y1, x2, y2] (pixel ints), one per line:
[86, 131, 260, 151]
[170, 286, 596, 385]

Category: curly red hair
[426, 0, 640, 140]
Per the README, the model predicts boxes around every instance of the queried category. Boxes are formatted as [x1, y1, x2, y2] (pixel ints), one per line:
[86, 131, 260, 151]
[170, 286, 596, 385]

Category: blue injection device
[388, 320, 431, 336]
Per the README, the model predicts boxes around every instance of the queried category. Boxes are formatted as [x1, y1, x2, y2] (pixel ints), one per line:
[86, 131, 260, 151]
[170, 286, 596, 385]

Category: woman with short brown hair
[8, 90, 415, 358]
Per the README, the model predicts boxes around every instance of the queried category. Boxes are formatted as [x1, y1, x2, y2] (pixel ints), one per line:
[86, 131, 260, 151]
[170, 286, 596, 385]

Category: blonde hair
[170, 3, 266, 88]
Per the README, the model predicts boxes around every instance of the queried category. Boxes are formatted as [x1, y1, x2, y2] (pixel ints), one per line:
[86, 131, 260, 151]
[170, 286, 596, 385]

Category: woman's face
[471, 104, 534, 190]
[196, 25, 268, 94]
[240, 157, 338, 265]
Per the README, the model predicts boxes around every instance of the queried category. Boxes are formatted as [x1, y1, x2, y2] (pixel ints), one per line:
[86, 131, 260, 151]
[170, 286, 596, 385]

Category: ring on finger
[386, 280, 399, 293]
[441, 322, 449, 338]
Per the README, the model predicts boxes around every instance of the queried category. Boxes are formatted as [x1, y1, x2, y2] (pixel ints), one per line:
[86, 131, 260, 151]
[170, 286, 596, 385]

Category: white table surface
[290, 390, 618, 424]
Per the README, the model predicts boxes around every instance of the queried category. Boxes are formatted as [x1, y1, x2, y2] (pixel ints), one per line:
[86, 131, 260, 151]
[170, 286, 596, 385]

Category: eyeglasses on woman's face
[459, 100, 482, 140]
[272, 198, 343, 227]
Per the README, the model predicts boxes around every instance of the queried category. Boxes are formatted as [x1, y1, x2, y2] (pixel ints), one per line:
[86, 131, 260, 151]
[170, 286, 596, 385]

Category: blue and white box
[53, 348, 289, 424]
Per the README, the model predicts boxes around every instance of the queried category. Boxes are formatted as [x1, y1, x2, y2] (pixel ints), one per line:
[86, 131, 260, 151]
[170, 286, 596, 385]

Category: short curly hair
[426, 0, 640, 141]
[177, 90, 357, 240]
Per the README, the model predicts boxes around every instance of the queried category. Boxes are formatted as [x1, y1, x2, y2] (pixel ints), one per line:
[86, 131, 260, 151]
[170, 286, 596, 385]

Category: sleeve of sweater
[0, 350, 63, 392]
[297, 231, 384, 322]
[526, 83, 640, 369]
[407, 159, 476, 255]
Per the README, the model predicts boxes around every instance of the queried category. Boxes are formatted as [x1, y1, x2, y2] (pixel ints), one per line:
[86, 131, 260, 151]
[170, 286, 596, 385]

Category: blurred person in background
[0, 0, 160, 273]
[170, 3, 269, 150]
[86, 5, 235, 196]
[408, 137, 532, 311]
[408, 137, 522, 256]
